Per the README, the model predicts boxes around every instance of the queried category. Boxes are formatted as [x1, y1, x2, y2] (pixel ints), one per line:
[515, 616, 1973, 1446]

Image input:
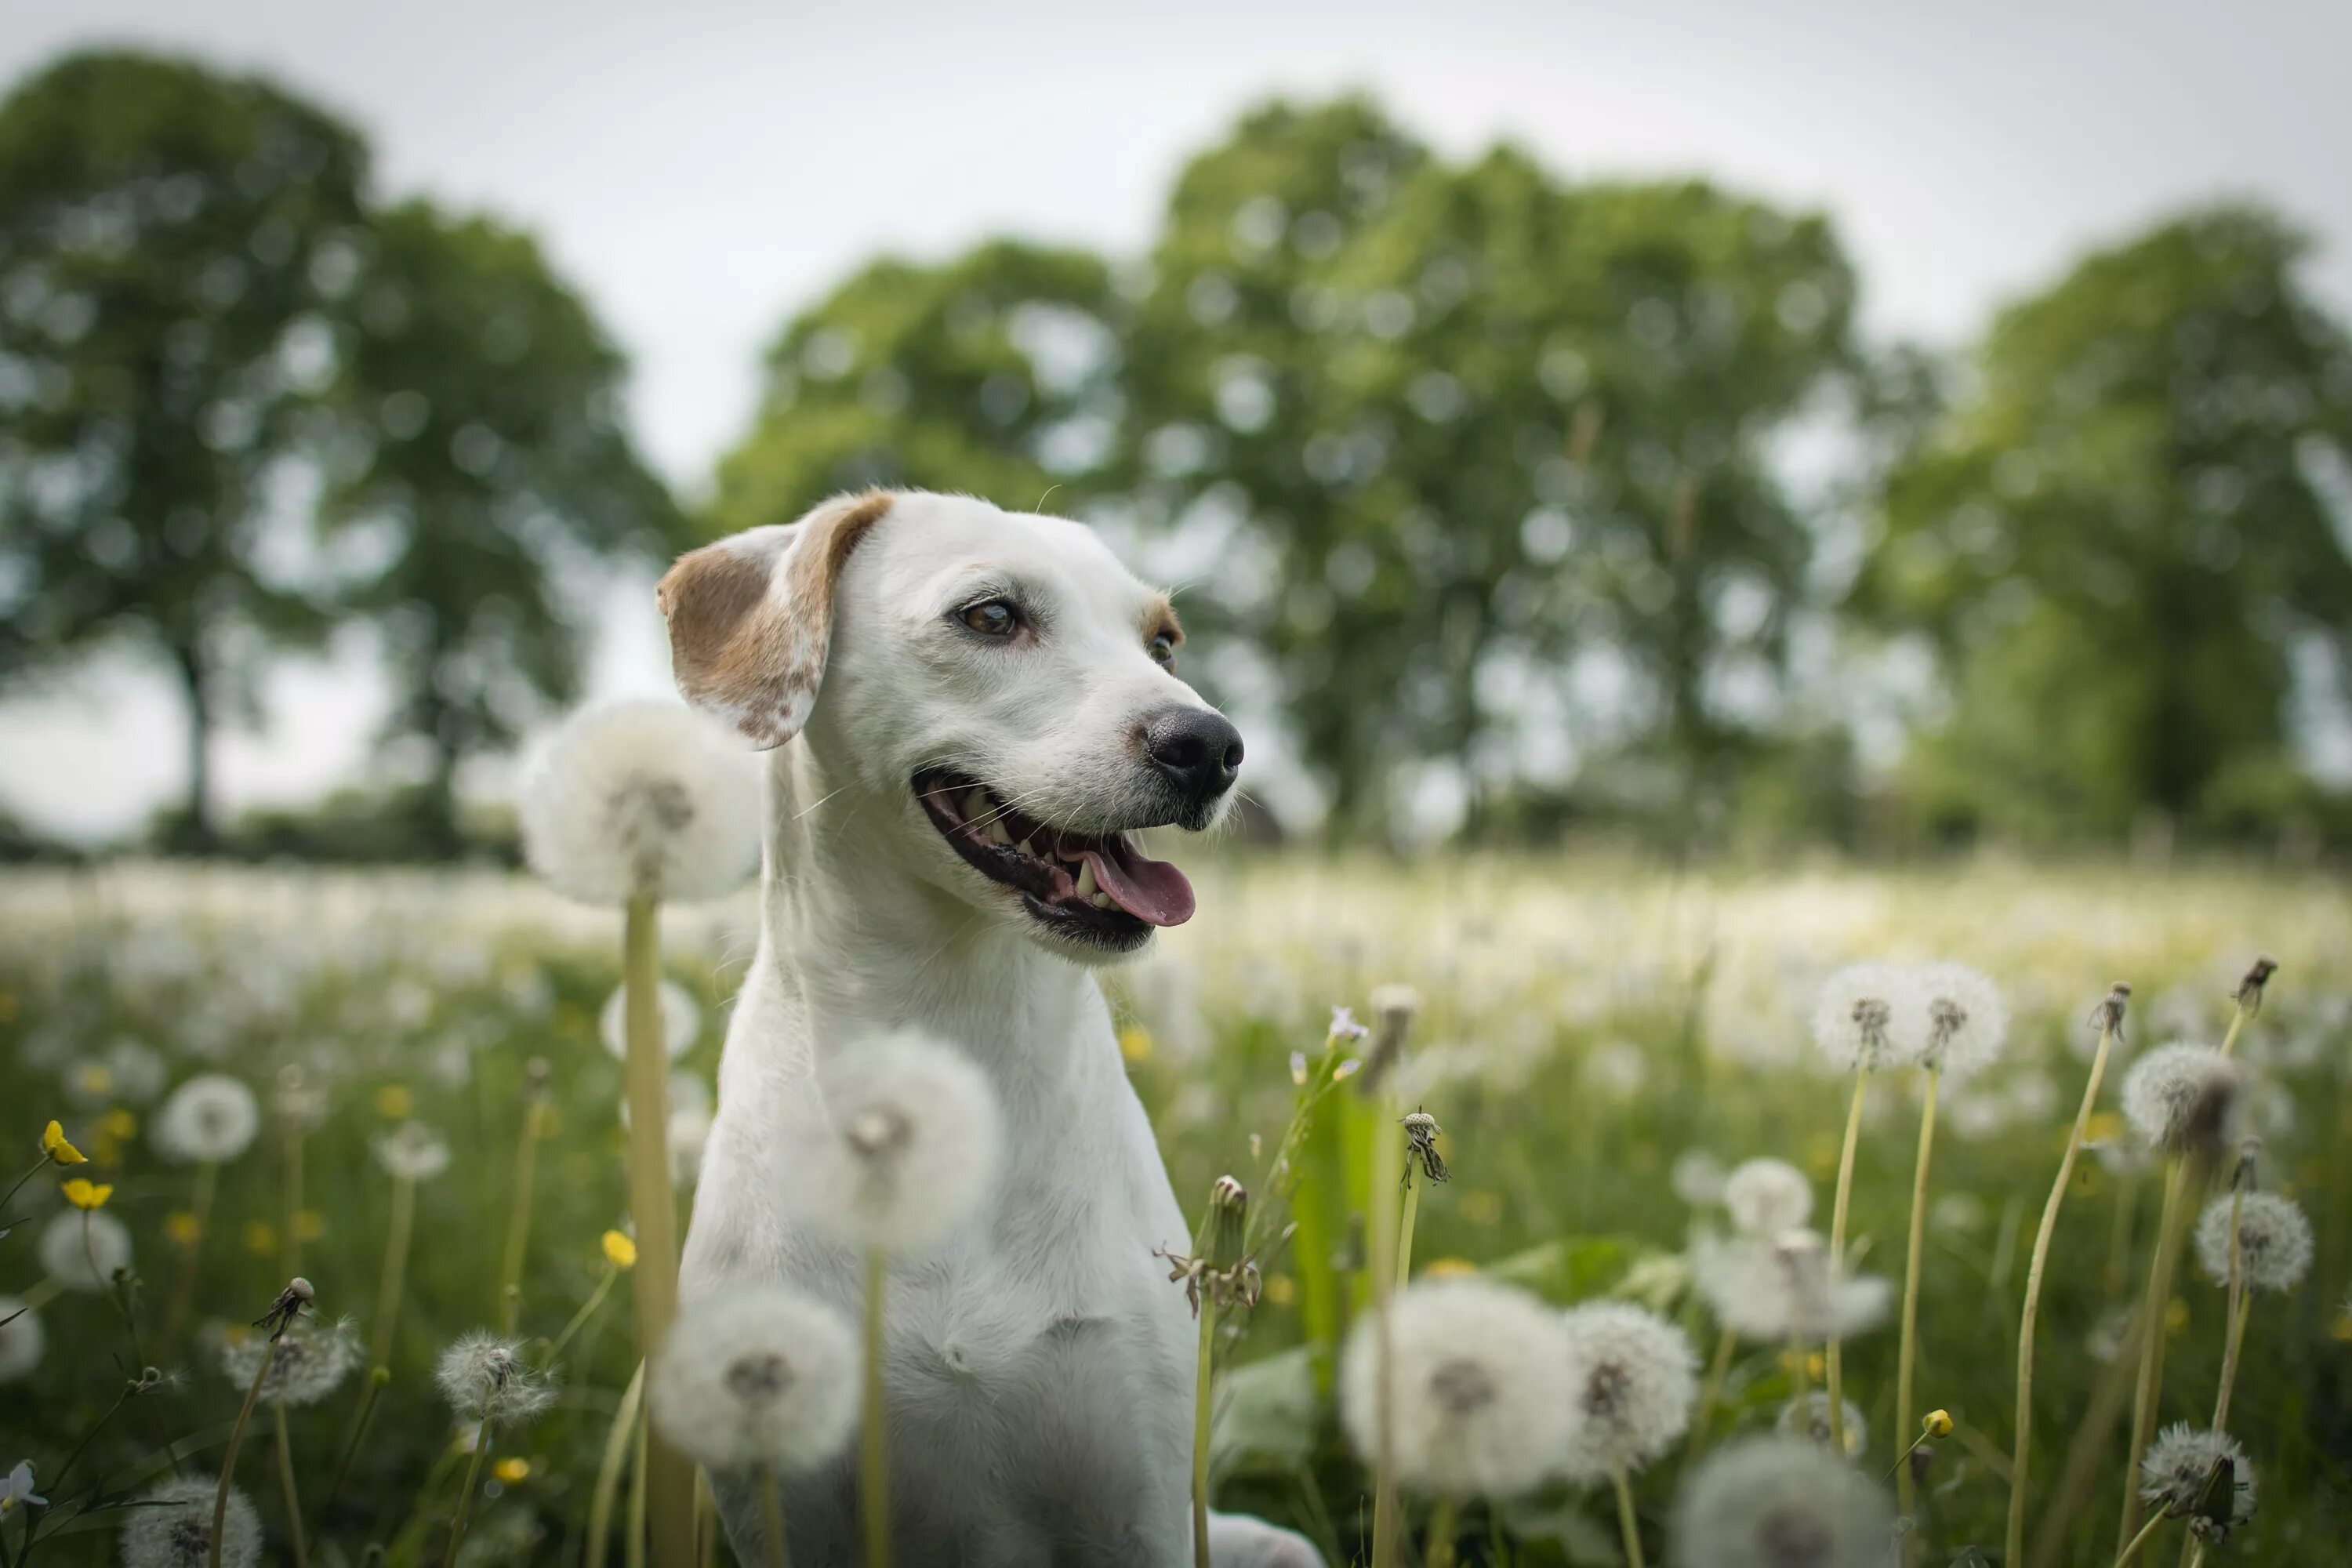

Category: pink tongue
[1080, 844, 1196, 927]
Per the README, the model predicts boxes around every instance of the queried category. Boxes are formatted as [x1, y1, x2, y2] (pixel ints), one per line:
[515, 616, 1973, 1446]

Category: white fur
[677, 493, 1319, 1567]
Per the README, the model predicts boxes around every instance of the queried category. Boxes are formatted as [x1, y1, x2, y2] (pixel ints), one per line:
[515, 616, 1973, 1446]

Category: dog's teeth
[1074, 859, 1098, 899]
[986, 820, 1014, 847]
[1088, 891, 1115, 909]
[1017, 838, 1036, 859]
[960, 788, 988, 820]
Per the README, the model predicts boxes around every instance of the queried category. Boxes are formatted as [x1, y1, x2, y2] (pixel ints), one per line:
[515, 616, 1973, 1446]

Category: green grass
[2, 856, 2348, 1566]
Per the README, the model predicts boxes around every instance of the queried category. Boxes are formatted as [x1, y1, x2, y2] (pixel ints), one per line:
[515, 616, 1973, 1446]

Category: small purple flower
[1329, 1006, 1369, 1043]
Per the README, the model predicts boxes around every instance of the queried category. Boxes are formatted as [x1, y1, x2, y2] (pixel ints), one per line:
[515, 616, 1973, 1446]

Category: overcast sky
[6, 0, 2350, 838]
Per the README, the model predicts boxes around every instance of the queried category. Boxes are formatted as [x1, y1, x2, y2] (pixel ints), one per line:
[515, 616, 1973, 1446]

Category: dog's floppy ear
[655, 490, 895, 749]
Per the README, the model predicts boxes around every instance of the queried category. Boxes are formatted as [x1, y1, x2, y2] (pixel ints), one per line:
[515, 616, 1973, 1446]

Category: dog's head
[657, 490, 1243, 960]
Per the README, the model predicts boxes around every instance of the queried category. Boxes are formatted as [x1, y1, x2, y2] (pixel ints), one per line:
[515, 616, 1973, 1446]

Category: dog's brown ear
[655, 490, 895, 749]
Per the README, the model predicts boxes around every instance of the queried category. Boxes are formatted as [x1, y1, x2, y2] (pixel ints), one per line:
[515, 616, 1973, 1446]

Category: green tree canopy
[0, 49, 368, 846]
[709, 241, 1122, 536]
[1860, 205, 2352, 844]
[324, 200, 682, 851]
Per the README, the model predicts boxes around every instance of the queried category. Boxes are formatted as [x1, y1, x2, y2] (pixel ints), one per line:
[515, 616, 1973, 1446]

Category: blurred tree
[1858, 205, 2352, 845]
[708, 241, 1123, 536]
[0, 50, 368, 849]
[1117, 99, 1858, 841]
[325, 200, 681, 854]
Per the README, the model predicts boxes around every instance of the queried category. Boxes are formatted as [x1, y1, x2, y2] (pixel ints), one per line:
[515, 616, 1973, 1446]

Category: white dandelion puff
[372, 1121, 452, 1182]
[218, 1315, 361, 1407]
[1671, 1149, 1727, 1207]
[2194, 1192, 2313, 1293]
[1911, 962, 2008, 1077]
[1691, 1232, 1892, 1345]
[1810, 964, 1917, 1072]
[600, 980, 702, 1062]
[1556, 1301, 1699, 1485]
[153, 1074, 261, 1163]
[2121, 1043, 2241, 1154]
[789, 1031, 1002, 1254]
[2140, 1423, 2256, 1538]
[1670, 1436, 1893, 1568]
[1722, 1159, 1813, 1238]
[118, 1478, 263, 1568]
[436, 1332, 559, 1427]
[0, 1296, 44, 1382]
[38, 1211, 131, 1294]
[649, 1284, 859, 1472]
[1775, 1392, 1870, 1460]
[521, 700, 761, 906]
[1339, 1277, 1578, 1501]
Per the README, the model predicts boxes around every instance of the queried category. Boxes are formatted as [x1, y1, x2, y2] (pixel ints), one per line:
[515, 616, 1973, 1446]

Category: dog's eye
[1147, 633, 1178, 670]
[960, 600, 1021, 637]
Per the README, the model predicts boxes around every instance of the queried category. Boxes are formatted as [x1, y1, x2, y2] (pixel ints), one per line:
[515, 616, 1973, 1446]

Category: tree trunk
[169, 634, 217, 855]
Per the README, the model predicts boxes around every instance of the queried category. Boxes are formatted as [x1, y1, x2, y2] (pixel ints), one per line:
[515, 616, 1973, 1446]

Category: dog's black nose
[1144, 710, 1243, 806]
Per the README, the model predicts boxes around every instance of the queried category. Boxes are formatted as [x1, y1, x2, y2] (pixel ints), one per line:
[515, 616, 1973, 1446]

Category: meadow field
[2, 855, 2347, 1566]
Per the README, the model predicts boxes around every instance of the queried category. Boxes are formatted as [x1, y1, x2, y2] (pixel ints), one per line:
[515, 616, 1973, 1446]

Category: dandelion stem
[620, 893, 695, 1568]
[0, 1152, 56, 1219]
[2210, 1277, 2253, 1432]
[758, 1465, 789, 1568]
[1365, 1090, 1405, 1568]
[1191, 1292, 1217, 1568]
[586, 1361, 646, 1568]
[1394, 1165, 1422, 1293]
[320, 1369, 387, 1526]
[1691, 1326, 1737, 1452]
[2118, 1157, 2196, 1553]
[164, 1160, 219, 1347]
[1611, 1467, 1646, 1568]
[1895, 1067, 1940, 1530]
[628, 1417, 648, 1568]
[2005, 993, 2121, 1568]
[371, 1174, 417, 1371]
[2105, 1166, 2142, 1301]
[2111, 1506, 2169, 1566]
[861, 1247, 889, 1568]
[272, 1403, 310, 1568]
[1824, 1066, 1870, 1458]
[1788, 1335, 1811, 1407]
[210, 1330, 275, 1568]
[443, 1428, 492, 1568]
[496, 1094, 543, 1336]
[543, 1265, 621, 1370]
[1422, 1496, 1461, 1568]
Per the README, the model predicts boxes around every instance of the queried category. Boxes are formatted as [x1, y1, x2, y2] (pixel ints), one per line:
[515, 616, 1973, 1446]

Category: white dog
[659, 490, 1319, 1567]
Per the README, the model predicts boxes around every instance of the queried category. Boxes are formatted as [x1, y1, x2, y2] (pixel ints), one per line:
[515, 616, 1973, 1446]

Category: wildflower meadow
[3, 845, 2347, 1566]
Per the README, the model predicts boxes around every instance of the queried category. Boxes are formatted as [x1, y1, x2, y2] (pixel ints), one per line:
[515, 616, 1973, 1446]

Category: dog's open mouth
[914, 769, 1196, 938]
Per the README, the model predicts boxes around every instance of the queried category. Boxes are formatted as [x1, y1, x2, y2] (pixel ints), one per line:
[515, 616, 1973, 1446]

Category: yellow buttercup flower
[1421, 1257, 1478, 1279]
[76, 1065, 114, 1098]
[1263, 1273, 1297, 1306]
[244, 1221, 279, 1256]
[100, 1109, 136, 1141]
[294, 1210, 328, 1243]
[1923, 1409, 1954, 1438]
[42, 1120, 87, 1166]
[375, 1084, 414, 1120]
[1117, 1026, 1154, 1064]
[61, 1178, 112, 1210]
[165, 1211, 202, 1246]
[601, 1230, 637, 1270]
[493, 1457, 532, 1485]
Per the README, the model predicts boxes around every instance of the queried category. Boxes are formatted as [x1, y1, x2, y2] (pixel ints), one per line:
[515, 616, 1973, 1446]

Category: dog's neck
[750, 742, 1104, 1087]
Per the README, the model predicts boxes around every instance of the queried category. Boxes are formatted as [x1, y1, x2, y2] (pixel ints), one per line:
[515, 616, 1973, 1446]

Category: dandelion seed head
[1775, 1392, 1870, 1460]
[118, 1478, 262, 1568]
[2121, 1042, 2241, 1155]
[372, 1121, 452, 1182]
[1723, 1159, 1813, 1237]
[37, 1210, 130, 1294]
[1670, 1436, 1893, 1568]
[2140, 1423, 2256, 1538]
[1339, 1277, 1578, 1501]
[1671, 1149, 1726, 1207]
[649, 1284, 858, 1471]
[600, 980, 702, 1062]
[1556, 1302, 1698, 1484]
[2194, 1192, 2313, 1293]
[792, 1031, 1001, 1254]
[521, 701, 760, 906]
[1692, 1232, 1891, 1345]
[1911, 962, 2008, 1076]
[435, 1331, 557, 1427]
[1810, 964, 1916, 1072]
[0, 1296, 44, 1383]
[218, 1315, 359, 1407]
[153, 1074, 260, 1164]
